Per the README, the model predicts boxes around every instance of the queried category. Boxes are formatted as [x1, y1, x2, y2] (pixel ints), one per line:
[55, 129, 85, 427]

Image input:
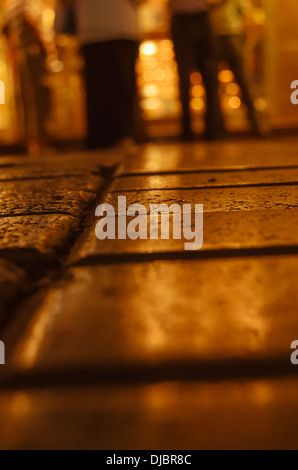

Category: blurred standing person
[169, 0, 224, 141]
[56, 0, 140, 149]
[209, 0, 265, 136]
[3, 0, 52, 155]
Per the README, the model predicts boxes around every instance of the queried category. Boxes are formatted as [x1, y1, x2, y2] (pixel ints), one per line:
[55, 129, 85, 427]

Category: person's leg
[194, 14, 225, 140]
[222, 35, 262, 135]
[171, 16, 193, 140]
[83, 42, 121, 149]
[117, 39, 139, 141]
[29, 51, 51, 143]
[18, 53, 35, 142]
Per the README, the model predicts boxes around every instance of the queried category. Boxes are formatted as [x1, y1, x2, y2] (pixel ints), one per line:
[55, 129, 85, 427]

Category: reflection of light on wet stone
[10, 392, 30, 416]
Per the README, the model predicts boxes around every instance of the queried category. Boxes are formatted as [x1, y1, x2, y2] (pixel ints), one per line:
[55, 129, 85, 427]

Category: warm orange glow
[154, 69, 166, 81]
[226, 83, 240, 95]
[164, 69, 175, 81]
[229, 96, 242, 109]
[190, 72, 203, 85]
[141, 98, 162, 111]
[161, 86, 178, 99]
[254, 97, 267, 111]
[142, 84, 159, 98]
[144, 58, 158, 70]
[140, 42, 158, 57]
[190, 98, 205, 112]
[219, 70, 235, 83]
[192, 85, 204, 98]
[143, 71, 155, 82]
[161, 49, 174, 61]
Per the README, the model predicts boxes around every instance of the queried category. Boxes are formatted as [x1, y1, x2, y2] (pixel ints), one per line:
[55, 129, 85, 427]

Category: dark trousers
[19, 48, 51, 140]
[216, 34, 260, 132]
[83, 39, 138, 149]
[171, 12, 224, 139]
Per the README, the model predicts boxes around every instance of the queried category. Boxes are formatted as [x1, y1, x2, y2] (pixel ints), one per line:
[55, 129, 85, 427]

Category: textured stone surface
[1, 141, 298, 450]
[0, 259, 27, 323]
[0, 177, 101, 218]
[104, 185, 298, 213]
[0, 148, 124, 170]
[110, 168, 298, 192]
[123, 139, 298, 174]
[0, 378, 298, 449]
[0, 215, 79, 272]
[9, 256, 298, 377]
[0, 166, 103, 182]
[73, 209, 298, 259]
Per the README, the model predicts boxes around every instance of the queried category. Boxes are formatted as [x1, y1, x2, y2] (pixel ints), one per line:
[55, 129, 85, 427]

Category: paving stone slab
[0, 165, 103, 182]
[0, 150, 124, 181]
[0, 177, 103, 218]
[123, 139, 298, 174]
[110, 168, 298, 192]
[0, 215, 79, 273]
[0, 259, 27, 323]
[7, 256, 298, 377]
[104, 185, 298, 214]
[71, 209, 298, 259]
[0, 378, 298, 449]
[0, 148, 124, 169]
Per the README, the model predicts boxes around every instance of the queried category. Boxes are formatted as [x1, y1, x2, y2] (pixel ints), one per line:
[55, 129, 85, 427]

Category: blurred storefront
[0, 0, 86, 146]
[0, 0, 297, 146]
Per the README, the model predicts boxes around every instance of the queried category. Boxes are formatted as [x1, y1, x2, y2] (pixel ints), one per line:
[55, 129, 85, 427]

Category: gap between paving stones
[0, 165, 119, 330]
[119, 165, 298, 178]
[0, 353, 296, 391]
[69, 247, 298, 267]
[110, 181, 298, 193]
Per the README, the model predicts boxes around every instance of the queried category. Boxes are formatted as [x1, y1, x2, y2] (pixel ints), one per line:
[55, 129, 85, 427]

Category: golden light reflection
[140, 41, 158, 57]
[137, 38, 181, 120]
[191, 85, 205, 98]
[229, 96, 242, 109]
[142, 84, 159, 98]
[226, 83, 240, 96]
[141, 98, 162, 111]
[42, 7, 55, 29]
[190, 72, 203, 85]
[10, 393, 30, 416]
[153, 69, 166, 81]
[190, 98, 205, 112]
[219, 70, 235, 83]
[56, 34, 70, 48]
[254, 97, 267, 111]
[250, 382, 274, 407]
[15, 290, 64, 369]
[143, 71, 155, 82]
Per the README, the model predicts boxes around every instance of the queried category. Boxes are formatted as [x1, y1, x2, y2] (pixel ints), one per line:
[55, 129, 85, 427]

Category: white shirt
[169, 0, 208, 14]
[74, 0, 139, 45]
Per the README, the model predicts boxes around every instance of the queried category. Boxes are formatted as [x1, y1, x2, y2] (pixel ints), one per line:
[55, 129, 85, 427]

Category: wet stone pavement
[0, 139, 298, 449]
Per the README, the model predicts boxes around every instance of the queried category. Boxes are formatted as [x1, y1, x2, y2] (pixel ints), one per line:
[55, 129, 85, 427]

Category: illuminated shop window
[137, 39, 180, 120]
